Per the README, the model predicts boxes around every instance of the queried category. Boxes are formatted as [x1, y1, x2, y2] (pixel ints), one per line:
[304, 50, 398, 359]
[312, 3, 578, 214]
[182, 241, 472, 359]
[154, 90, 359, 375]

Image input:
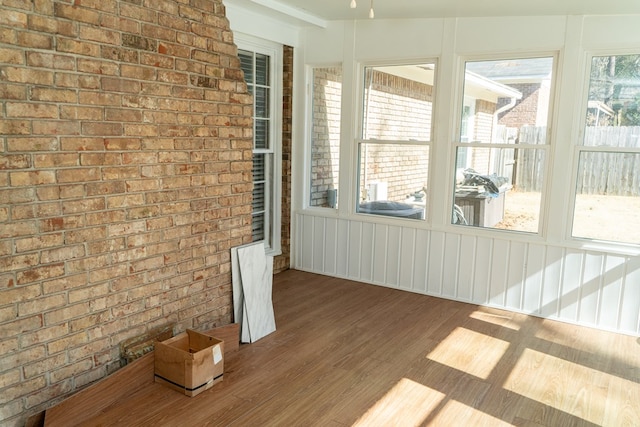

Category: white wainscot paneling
[457, 235, 476, 302]
[399, 227, 417, 291]
[295, 213, 640, 335]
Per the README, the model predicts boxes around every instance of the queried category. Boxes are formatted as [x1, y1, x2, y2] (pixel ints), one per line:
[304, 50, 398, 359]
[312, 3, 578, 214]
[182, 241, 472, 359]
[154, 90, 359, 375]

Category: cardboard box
[154, 329, 224, 397]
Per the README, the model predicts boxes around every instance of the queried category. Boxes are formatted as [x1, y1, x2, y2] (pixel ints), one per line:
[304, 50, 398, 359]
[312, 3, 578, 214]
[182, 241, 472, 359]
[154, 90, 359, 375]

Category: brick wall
[498, 83, 542, 128]
[310, 66, 341, 208]
[359, 70, 432, 203]
[274, 45, 292, 273]
[0, 1, 253, 425]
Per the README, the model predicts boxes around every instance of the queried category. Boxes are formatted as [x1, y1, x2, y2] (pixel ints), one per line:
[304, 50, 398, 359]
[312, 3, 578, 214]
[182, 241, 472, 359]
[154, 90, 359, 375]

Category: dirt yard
[495, 190, 640, 244]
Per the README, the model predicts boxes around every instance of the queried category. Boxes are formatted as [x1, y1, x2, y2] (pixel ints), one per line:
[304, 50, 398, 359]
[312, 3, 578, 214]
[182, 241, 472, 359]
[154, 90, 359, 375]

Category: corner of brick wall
[0, 1, 253, 424]
[274, 45, 293, 274]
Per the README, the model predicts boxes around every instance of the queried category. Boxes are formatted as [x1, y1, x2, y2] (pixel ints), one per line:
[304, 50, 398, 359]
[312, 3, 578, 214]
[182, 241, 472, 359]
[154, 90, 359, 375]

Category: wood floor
[52, 270, 640, 426]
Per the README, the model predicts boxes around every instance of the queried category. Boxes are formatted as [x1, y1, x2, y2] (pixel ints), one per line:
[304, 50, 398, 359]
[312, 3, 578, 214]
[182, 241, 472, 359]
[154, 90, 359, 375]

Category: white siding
[295, 213, 640, 335]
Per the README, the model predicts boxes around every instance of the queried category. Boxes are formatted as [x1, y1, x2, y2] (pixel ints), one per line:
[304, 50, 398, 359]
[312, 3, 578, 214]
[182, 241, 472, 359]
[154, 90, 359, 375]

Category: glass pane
[238, 50, 253, 84]
[310, 66, 342, 209]
[572, 151, 640, 244]
[584, 54, 640, 139]
[255, 119, 269, 149]
[362, 63, 435, 141]
[255, 87, 270, 118]
[453, 147, 544, 232]
[357, 143, 429, 220]
[256, 54, 269, 85]
[461, 57, 554, 144]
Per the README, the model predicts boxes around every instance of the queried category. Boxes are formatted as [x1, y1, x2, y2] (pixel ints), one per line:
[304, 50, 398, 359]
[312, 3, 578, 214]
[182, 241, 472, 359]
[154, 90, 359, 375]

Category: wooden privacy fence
[515, 126, 640, 195]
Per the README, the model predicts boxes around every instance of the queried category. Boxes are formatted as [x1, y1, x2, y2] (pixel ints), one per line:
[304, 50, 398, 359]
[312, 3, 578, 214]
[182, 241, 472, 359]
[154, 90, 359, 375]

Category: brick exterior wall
[310, 66, 341, 208]
[498, 83, 543, 128]
[470, 99, 496, 173]
[360, 70, 432, 203]
[274, 45, 292, 273]
[0, 1, 253, 425]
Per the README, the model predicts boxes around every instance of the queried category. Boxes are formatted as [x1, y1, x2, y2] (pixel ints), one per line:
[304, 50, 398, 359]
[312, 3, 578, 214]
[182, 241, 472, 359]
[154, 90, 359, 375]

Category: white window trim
[235, 33, 283, 256]
[567, 49, 640, 251]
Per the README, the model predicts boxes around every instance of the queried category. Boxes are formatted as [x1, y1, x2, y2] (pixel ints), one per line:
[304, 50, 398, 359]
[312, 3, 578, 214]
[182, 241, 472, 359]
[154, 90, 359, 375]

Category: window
[572, 53, 640, 245]
[356, 63, 436, 220]
[309, 66, 342, 209]
[237, 38, 282, 254]
[453, 56, 555, 231]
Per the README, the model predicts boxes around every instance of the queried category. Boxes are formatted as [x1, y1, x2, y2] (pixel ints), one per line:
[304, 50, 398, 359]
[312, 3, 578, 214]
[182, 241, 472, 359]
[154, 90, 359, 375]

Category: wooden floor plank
[46, 269, 640, 426]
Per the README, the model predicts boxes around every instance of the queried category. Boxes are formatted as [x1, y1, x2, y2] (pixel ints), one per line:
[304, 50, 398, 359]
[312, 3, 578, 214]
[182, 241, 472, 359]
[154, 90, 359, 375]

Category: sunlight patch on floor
[504, 348, 611, 425]
[352, 378, 444, 427]
[469, 309, 521, 331]
[429, 399, 514, 426]
[427, 327, 510, 379]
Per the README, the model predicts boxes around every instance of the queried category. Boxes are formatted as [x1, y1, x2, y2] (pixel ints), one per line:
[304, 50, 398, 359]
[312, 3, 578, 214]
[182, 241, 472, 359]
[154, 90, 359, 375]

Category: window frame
[354, 59, 439, 221]
[450, 53, 559, 235]
[569, 49, 640, 248]
[306, 64, 344, 211]
[235, 34, 283, 256]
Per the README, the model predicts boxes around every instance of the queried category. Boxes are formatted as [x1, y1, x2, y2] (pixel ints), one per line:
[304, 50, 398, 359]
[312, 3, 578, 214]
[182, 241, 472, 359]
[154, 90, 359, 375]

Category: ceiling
[231, 0, 640, 25]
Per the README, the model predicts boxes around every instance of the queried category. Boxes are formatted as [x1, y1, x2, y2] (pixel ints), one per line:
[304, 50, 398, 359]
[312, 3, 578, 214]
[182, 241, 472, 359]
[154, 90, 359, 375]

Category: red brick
[19, 294, 68, 317]
[0, 154, 30, 169]
[141, 23, 176, 42]
[9, 170, 56, 186]
[44, 302, 91, 326]
[101, 77, 141, 93]
[32, 120, 80, 135]
[0, 47, 24, 64]
[28, 14, 76, 36]
[81, 122, 123, 136]
[26, 51, 75, 69]
[54, 3, 100, 25]
[140, 52, 174, 68]
[56, 167, 100, 183]
[6, 102, 57, 118]
[77, 58, 119, 75]
[31, 87, 77, 103]
[50, 359, 94, 384]
[99, 15, 140, 33]
[101, 45, 140, 64]
[22, 354, 67, 379]
[40, 244, 85, 264]
[71, 342, 111, 367]
[0, 311, 42, 336]
[157, 12, 188, 31]
[119, 3, 157, 23]
[16, 263, 65, 285]
[0, 83, 27, 100]
[25, 379, 73, 409]
[78, 91, 121, 106]
[79, 152, 121, 166]
[60, 105, 103, 120]
[123, 124, 158, 136]
[0, 8, 27, 27]
[103, 138, 141, 151]
[85, 209, 126, 226]
[0, 376, 46, 405]
[79, 25, 121, 44]
[40, 215, 85, 232]
[0, 369, 22, 390]
[42, 273, 86, 294]
[0, 188, 36, 205]
[60, 137, 105, 151]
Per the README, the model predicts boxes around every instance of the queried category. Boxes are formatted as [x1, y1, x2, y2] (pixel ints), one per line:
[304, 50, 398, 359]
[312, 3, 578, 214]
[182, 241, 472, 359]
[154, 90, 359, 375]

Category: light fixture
[349, 0, 375, 18]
